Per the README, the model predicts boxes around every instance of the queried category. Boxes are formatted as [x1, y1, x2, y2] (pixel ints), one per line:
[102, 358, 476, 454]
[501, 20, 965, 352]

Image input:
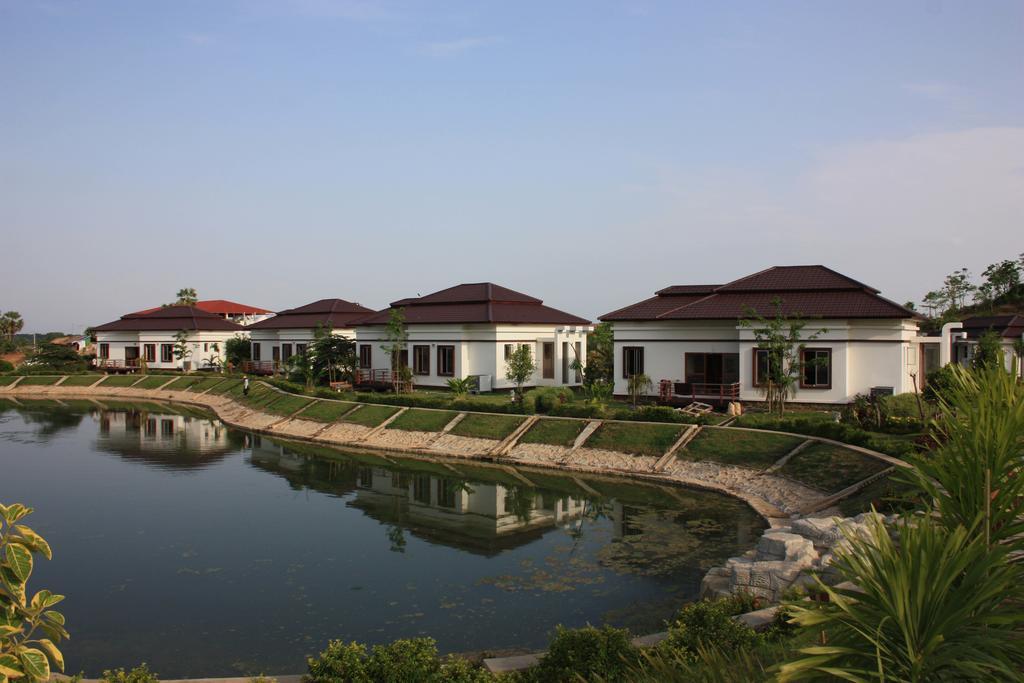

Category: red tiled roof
[131, 300, 272, 316]
[248, 298, 375, 330]
[600, 266, 916, 322]
[355, 283, 590, 326]
[93, 306, 245, 332]
[961, 315, 1024, 339]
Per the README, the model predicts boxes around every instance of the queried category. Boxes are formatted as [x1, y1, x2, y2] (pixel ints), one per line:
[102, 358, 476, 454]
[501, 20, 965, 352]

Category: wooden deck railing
[95, 359, 140, 372]
[670, 381, 741, 401]
[240, 360, 278, 375]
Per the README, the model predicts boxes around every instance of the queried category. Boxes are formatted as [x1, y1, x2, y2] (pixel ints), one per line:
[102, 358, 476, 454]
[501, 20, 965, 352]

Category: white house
[91, 306, 246, 371]
[600, 265, 938, 405]
[352, 283, 592, 391]
[245, 298, 376, 372]
[953, 315, 1024, 377]
[129, 299, 273, 326]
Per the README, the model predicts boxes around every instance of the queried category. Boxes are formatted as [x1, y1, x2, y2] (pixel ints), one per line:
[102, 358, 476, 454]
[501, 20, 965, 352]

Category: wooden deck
[95, 359, 140, 374]
[659, 379, 740, 405]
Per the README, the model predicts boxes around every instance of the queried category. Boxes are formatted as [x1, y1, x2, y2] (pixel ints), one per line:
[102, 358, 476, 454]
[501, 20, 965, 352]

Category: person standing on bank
[243, 376, 250, 396]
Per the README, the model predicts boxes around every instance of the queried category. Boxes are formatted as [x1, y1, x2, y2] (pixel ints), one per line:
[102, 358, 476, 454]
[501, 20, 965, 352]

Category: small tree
[0, 311, 24, 343]
[309, 325, 357, 385]
[972, 329, 1004, 371]
[740, 299, 825, 416]
[505, 344, 536, 404]
[382, 308, 409, 393]
[585, 323, 614, 384]
[446, 377, 473, 399]
[174, 288, 198, 306]
[626, 372, 652, 408]
[225, 335, 251, 368]
[0, 502, 70, 682]
[173, 330, 193, 371]
[287, 351, 322, 391]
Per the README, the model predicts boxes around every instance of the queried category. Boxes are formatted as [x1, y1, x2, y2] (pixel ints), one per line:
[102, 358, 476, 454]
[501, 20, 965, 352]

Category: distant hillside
[920, 284, 1024, 334]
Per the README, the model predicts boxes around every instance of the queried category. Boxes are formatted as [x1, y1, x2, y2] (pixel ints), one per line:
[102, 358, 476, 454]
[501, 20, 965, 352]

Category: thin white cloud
[418, 36, 501, 57]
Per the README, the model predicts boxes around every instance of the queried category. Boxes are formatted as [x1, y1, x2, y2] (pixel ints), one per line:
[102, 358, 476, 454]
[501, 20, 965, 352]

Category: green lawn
[263, 394, 315, 416]
[207, 378, 244, 395]
[98, 375, 144, 387]
[387, 409, 458, 432]
[239, 386, 283, 409]
[182, 377, 228, 393]
[449, 413, 526, 440]
[60, 375, 104, 387]
[781, 442, 889, 493]
[16, 376, 63, 386]
[519, 418, 586, 447]
[132, 375, 178, 390]
[0, 376, 20, 386]
[162, 376, 205, 391]
[679, 429, 803, 469]
[301, 400, 357, 423]
[341, 404, 401, 427]
[585, 422, 684, 457]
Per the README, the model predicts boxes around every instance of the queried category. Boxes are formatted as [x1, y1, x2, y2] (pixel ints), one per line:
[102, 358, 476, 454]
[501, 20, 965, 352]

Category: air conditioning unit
[469, 374, 493, 394]
[869, 386, 894, 398]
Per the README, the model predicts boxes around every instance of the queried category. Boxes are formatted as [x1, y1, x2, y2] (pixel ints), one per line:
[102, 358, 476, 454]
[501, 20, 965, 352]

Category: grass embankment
[61, 375, 103, 387]
[16, 376, 63, 386]
[0, 376, 21, 386]
[181, 376, 229, 393]
[131, 375, 176, 389]
[161, 376, 206, 391]
[207, 378, 243, 394]
[679, 429, 803, 469]
[301, 400, 357, 423]
[780, 442, 889, 493]
[341, 404, 401, 427]
[97, 375, 142, 387]
[386, 409, 458, 432]
[519, 418, 587, 447]
[586, 422, 684, 456]
[449, 413, 525, 440]
[261, 393, 315, 417]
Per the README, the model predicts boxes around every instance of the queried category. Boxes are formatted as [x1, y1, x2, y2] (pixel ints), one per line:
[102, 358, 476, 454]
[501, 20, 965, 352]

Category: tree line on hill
[909, 253, 1024, 329]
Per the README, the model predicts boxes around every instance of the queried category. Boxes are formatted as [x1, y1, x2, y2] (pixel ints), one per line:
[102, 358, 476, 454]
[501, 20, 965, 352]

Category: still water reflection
[0, 399, 765, 676]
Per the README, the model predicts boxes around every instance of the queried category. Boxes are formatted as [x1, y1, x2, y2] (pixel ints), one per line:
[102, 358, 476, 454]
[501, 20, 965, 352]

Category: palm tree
[175, 288, 198, 306]
[1, 311, 23, 342]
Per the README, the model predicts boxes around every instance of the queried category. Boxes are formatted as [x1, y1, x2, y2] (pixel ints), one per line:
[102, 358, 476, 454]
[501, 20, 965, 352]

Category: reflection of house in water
[248, 436, 588, 556]
[94, 408, 238, 469]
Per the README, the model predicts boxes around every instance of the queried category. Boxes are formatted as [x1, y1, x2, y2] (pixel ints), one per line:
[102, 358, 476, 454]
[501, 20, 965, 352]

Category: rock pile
[701, 512, 890, 603]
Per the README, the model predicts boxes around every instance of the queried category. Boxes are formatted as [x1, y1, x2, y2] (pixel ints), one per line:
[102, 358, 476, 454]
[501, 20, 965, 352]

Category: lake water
[0, 399, 765, 676]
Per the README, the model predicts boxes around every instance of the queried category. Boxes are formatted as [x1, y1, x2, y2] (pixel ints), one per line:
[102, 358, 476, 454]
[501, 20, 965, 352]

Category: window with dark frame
[160, 419, 174, 436]
[143, 344, 156, 363]
[281, 343, 293, 362]
[99, 343, 109, 359]
[296, 343, 307, 356]
[684, 353, 740, 385]
[413, 345, 430, 375]
[438, 479, 457, 508]
[542, 342, 555, 379]
[252, 342, 261, 361]
[801, 348, 832, 389]
[413, 475, 432, 504]
[160, 344, 174, 363]
[622, 346, 644, 378]
[359, 345, 372, 369]
[753, 349, 771, 387]
[437, 345, 455, 377]
[503, 343, 513, 360]
[272, 346, 280, 362]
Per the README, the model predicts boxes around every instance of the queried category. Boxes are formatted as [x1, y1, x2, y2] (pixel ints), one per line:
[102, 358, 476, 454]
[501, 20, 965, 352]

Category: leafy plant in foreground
[779, 514, 1024, 681]
[0, 503, 68, 682]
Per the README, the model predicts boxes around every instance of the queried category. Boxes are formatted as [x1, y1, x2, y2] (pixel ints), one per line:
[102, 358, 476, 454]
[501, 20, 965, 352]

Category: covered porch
[658, 352, 741, 405]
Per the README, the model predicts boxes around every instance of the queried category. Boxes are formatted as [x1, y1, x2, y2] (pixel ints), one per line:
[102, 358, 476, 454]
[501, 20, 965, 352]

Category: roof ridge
[655, 292, 718, 319]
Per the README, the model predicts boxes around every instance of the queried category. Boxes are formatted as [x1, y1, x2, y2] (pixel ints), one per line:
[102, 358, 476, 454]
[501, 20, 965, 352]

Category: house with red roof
[352, 283, 592, 391]
[245, 298, 376, 371]
[600, 265, 939, 405]
[130, 300, 273, 326]
[91, 306, 246, 371]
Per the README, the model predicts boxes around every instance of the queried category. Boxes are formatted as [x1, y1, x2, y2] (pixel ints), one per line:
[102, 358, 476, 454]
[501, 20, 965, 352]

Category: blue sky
[2, 1, 1022, 332]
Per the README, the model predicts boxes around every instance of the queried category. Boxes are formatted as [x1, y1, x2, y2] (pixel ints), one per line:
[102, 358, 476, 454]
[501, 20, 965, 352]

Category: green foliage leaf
[12, 528, 50, 562]
[3, 545, 32, 584]
[0, 654, 23, 678]
[17, 649, 48, 681]
[0, 566, 26, 607]
[33, 640, 62, 673]
[41, 611, 64, 627]
[29, 591, 62, 611]
[0, 506, 31, 527]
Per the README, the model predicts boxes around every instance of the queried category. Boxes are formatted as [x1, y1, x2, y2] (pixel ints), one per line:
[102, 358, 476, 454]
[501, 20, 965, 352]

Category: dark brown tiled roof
[355, 283, 590, 326]
[600, 266, 916, 322]
[131, 299, 272, 316]
[961, 315, 1024, 339]
[248, 299, 375, 330]
[93, 306, 245, 332]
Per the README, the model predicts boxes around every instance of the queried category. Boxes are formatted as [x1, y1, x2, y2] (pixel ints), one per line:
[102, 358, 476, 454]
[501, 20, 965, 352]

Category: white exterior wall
[353, 323, 590, 390]
[611, 318, 919, 404]
[249, 327, 356, 362]
[94, 330, 243, 370]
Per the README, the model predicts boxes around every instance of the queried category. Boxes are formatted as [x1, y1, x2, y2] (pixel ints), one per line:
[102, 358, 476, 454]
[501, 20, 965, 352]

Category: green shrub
[610, 406, 708, 425]
[657, 598, 762, 664]
[523, 387, 574, 414]
[922, 364, 959, 403]
[531, 625, 640, 682]
[548, 402, 605, 419]
[0, 359, 13, 373]
[734, 414, 916, 458]
[304, 637, 492, 683]
[101, 664, 159, 683]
